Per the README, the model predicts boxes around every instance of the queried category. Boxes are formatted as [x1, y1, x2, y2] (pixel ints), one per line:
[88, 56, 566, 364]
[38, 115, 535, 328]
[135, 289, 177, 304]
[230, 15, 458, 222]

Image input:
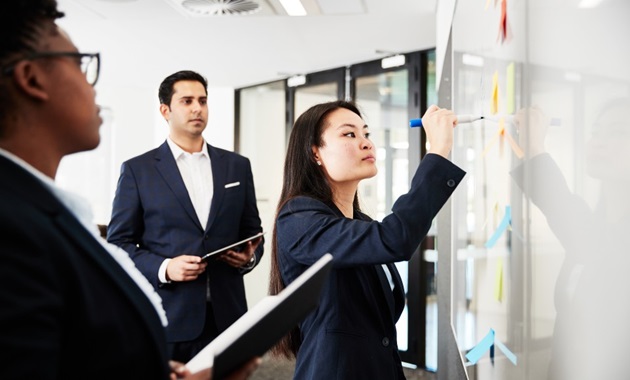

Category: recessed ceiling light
[278, 0, 306, 16]
[578, 0, 604, 8]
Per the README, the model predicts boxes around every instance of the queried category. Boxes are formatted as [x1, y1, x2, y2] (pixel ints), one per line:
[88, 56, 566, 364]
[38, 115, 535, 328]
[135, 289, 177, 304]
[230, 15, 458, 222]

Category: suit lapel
[374, 265, 396, 320]
[374, 263, 406, 326]
[388, 263, 406, 320]
[55, 212, 168, 357]
[205, 144, 226, 232]
[353, 209, 405, 323]
[1, 156, 168, 363]
[154, 142, 203, 230]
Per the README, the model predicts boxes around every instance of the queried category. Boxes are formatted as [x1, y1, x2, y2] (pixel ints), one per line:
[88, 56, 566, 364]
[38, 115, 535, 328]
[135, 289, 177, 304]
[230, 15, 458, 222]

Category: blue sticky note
[485, 205, 511, 248]
[495, 339, 518, 365]
[465, 329, 495, 364]
[465, 328, 518, 366]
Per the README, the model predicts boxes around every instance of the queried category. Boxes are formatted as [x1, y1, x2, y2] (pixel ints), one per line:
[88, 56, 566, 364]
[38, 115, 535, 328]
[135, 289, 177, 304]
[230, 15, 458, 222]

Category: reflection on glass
[355, 69, 410, 350]
[450, 53, 520, 377]
[424, 49, 438, 371]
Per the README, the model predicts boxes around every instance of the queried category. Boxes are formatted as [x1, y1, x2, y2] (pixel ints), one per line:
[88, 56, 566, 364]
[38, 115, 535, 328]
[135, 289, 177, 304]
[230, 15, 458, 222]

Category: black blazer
[107, 141, 263, 342]
[276, 154, 465, 380]
[0, 156, 169, 379]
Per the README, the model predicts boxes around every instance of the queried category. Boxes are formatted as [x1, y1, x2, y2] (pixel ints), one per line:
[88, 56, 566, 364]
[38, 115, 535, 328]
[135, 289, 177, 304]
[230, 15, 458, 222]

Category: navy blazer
[107, 141, 263, 342]
[0, 156, 169, 379]
[276, 154, 465, 380]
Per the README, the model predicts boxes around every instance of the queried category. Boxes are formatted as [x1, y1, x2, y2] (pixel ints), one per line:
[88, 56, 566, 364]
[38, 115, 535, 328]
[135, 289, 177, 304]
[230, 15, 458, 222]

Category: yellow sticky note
[491, 71, 499, 115]
[506, 62, 515, 114]
[506, 131, 524, 158]
[481, 130, 500, 158]
[495, 257, 504, 302]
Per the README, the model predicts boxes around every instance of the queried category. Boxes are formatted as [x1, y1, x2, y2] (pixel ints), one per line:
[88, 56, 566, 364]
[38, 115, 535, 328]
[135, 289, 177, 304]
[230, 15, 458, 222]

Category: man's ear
[10, 61, 50, 101]
[159, 103, 170, 121]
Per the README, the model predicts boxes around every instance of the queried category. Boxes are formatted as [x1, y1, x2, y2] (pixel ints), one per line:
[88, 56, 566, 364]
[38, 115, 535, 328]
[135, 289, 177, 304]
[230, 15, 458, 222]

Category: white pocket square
[224, 181, 240, 189]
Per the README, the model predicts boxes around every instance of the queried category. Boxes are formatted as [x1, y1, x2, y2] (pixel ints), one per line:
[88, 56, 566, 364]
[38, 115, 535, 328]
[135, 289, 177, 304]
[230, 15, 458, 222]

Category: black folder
[185, 253, 333, 378]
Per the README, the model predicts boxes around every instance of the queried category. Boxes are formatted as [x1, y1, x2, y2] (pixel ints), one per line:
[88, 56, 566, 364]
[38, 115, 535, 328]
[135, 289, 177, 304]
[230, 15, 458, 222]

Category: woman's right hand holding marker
[421, 105, 457, 158]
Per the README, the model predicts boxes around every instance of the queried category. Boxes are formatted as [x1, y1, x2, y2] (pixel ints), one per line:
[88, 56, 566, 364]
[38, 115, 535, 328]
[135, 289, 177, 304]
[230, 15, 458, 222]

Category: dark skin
[2, 18, 260, 380]
[169, 357, 261, 380]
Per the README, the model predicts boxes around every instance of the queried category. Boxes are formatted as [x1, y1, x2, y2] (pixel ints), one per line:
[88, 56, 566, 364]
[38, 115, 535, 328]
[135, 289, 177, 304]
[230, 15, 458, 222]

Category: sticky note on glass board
[506, 62, 515, 114]
[491, 71, 499, 115]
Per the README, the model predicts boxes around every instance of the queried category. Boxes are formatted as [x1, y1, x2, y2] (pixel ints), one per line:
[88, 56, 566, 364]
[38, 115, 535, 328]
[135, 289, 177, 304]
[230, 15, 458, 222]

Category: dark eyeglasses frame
[2, 51, 100, 86]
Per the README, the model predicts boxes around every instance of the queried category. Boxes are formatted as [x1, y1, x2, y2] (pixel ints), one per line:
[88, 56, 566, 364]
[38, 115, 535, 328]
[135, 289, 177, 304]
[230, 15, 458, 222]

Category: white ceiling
[56, 0, 438, 89]
[55, 0, 630, 91]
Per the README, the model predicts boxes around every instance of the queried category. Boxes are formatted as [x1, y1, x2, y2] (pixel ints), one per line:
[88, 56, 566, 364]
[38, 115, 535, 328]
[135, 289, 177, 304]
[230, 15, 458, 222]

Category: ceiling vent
[167, 0, 264, 16]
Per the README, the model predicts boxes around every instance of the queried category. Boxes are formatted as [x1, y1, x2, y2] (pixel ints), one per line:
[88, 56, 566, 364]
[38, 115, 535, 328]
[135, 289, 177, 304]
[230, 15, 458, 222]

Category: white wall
[58, 85, 235, 224]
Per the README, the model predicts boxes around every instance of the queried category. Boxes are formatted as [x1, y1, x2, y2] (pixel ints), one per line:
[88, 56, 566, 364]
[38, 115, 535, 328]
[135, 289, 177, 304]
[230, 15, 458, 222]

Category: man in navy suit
[107, 70, 264, 362]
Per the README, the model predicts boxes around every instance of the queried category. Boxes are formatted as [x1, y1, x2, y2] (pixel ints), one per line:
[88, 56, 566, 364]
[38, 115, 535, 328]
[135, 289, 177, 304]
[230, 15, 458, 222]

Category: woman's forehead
[324, 109, 365, 128]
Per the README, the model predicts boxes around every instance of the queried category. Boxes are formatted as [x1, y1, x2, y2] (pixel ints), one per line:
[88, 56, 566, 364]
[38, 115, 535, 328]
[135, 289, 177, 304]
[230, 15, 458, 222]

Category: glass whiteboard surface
[447, 1, 630, 379]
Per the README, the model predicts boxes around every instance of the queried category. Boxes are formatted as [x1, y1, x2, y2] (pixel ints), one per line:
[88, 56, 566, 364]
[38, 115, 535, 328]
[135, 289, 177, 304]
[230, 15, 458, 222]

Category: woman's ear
[311, 146, 320, 161]
[10, 61, 50, 101]
[311, 146, 323, 166]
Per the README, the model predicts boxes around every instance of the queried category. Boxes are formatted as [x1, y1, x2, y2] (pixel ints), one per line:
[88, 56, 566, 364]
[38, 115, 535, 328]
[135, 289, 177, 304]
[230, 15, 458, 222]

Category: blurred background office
[54, 0, 629, 378]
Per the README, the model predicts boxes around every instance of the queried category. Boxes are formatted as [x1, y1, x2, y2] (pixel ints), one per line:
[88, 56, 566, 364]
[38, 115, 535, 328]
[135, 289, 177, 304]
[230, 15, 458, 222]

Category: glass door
[236, 80, 286, 306]
[350, 51, 429, 368]
[287, 68, 345, 138]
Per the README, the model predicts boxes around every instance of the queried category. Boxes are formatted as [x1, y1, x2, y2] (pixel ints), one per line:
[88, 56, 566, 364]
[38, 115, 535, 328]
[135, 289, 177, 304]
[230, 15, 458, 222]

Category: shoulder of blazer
[116, 145, 166, 170]
[355, 210, 373, 222]
[0, 156, 168, 359]
[281, 196, 337, 217]
[0, 155, 64, 215]
[207, 143, 251, 164]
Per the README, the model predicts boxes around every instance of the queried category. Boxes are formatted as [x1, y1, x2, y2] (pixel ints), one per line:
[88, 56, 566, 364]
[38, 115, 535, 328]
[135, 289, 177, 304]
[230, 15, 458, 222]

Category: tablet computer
[185, 253, 333, 378]
[200, 232, 265, 262]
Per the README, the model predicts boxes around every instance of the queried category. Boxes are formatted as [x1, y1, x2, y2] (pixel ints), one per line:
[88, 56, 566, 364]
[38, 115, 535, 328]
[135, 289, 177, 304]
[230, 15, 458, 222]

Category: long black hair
[268, 100, 363, 358]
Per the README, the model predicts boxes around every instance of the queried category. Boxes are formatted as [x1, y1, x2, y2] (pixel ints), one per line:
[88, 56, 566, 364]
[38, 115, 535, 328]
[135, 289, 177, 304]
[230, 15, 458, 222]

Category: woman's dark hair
[0, 0, 64, 131]
[158, 70, 208, 107]
[268, 100, 362, 358]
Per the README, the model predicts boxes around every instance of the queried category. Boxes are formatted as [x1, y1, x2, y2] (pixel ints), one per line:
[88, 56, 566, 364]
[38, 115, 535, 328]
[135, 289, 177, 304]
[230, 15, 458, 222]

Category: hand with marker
[514, 105, 550, 158]
[410, 114, 484, 127]
[420, 105, 457, 158]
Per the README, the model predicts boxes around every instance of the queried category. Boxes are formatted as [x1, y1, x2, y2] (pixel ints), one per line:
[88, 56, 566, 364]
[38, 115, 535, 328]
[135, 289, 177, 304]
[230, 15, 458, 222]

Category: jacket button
[447, 179, 456, 188]
[382, 337, 390, 347]
[204, 235, 209, 240]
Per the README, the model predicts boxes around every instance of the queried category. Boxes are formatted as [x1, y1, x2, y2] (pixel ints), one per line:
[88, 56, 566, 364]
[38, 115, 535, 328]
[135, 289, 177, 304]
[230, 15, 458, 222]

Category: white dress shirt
[158, 138, 214, 284]
[166, 137, 213, 230]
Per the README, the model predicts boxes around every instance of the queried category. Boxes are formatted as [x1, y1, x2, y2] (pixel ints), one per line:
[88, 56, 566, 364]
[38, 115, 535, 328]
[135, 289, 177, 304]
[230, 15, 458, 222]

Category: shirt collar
[0, 147, 94, 227]
[0, 147, 57, 188]
[166, 137, 209, 160]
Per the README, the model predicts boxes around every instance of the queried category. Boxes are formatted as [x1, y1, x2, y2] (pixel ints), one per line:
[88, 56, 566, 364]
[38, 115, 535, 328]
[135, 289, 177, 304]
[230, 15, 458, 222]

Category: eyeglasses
[2, 51, 100, 86]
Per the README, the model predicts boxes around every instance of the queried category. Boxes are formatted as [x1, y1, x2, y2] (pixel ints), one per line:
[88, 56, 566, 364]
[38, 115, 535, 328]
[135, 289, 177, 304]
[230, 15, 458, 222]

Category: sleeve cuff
[158, 258, 172, 283]
[240, 255, 256, 271]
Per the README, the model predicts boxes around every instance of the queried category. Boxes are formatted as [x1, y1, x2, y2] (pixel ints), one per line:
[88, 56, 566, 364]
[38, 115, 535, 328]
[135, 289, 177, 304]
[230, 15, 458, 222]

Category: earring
[316, 160, 322, 166]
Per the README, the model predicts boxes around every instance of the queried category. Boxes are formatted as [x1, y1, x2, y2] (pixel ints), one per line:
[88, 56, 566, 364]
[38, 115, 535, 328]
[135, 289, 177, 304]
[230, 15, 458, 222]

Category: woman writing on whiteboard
[269, 101, 466, 379]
